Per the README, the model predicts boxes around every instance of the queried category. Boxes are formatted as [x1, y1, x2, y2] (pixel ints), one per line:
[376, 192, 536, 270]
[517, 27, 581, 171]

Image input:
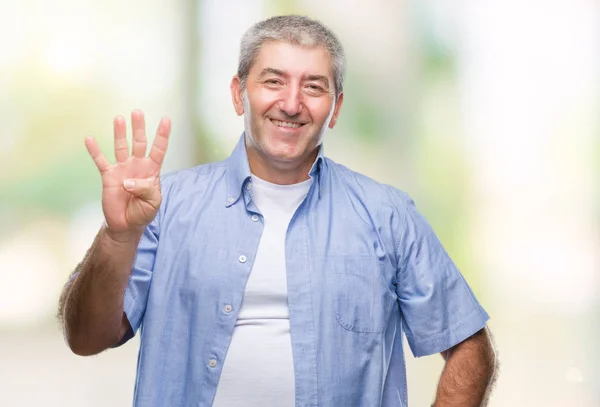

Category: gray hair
[237, 15, 346, 99]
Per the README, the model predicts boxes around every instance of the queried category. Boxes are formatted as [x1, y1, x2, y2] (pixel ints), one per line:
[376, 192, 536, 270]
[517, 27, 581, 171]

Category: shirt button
[209, 359, 217, 368]
[238, 255, 247, 263]
[246, 183, 253, 191]
[224, 304, 233, 313]
[251, 214, 259, 222]
[227, 197, 234, 203]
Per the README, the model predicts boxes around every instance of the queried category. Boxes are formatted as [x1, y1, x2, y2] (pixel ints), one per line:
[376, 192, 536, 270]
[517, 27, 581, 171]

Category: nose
[279, 86, 303, 117]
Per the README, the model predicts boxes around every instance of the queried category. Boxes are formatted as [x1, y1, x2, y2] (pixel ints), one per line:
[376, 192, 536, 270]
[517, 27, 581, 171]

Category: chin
[264, 147, 301, 163]
[261, 136, 299, 156]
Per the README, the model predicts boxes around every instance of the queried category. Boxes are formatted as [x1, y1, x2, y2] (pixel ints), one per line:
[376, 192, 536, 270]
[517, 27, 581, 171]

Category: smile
[270, 119, 306, 129]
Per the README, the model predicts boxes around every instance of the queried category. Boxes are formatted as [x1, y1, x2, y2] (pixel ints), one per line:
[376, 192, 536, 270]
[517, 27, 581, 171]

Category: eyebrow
[257, 68, 286, 78]
[257, 68, 330, 89]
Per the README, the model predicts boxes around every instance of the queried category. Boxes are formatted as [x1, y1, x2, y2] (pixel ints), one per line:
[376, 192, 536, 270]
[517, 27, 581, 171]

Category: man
[59, 15, 497, 407]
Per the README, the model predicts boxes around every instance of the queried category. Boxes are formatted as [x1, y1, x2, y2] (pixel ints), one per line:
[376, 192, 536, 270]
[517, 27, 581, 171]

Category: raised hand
[85, 110, 171, 241]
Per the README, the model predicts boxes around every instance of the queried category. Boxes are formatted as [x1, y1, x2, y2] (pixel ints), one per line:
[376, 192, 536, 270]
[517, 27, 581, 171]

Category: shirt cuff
[123, 286, 142, 334]
[407, 307, 490, 358]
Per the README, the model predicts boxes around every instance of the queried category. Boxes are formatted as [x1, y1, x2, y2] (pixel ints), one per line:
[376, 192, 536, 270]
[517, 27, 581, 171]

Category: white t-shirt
[211, 175, 312, 407]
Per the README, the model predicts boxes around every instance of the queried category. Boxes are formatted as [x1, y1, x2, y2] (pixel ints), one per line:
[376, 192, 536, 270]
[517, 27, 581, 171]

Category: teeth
[272, 119, 302, 128]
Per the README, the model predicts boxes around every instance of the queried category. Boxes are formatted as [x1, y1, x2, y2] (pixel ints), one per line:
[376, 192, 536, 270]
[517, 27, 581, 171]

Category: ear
[328, 92, 344, 128]
[230, 75, 244, 116]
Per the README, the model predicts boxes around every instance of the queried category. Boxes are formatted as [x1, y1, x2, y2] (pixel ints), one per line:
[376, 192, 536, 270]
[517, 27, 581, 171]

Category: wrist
[102, 224, 144, 245]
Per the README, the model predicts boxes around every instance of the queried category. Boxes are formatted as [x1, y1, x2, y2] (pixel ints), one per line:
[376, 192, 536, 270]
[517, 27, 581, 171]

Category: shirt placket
[202, 182, 265, 406]
[286, 187, 319, 407]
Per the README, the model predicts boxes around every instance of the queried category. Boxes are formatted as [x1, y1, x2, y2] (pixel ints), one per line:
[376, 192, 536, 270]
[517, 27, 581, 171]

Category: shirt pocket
[327, 255, 394, 334]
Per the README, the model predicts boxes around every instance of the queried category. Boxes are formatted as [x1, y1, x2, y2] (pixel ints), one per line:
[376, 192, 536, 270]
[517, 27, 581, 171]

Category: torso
[211, 175, 311, 407]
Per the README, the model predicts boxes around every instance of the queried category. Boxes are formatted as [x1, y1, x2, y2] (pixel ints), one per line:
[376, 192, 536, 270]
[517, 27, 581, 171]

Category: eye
[305, 84, 327, 95]
[265, 79, 282, 85]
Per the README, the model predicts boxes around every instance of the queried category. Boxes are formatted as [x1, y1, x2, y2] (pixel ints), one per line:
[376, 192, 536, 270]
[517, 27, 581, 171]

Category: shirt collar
[224, 133, 326, 207]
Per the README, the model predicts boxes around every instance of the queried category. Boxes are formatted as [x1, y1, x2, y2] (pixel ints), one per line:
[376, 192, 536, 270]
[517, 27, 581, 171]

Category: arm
[58, 227, 141, 356]
[392, 195, 495, 403]
[433, 327, 498, 407]
[57, 110, 171, 356]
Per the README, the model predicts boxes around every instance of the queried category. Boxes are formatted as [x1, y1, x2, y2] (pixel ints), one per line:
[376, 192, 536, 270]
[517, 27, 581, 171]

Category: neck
[246, 145, 318, 185]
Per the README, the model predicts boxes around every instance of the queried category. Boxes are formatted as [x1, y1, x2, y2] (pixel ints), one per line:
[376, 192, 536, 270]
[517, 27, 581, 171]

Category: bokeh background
[0, 0, 598, 406]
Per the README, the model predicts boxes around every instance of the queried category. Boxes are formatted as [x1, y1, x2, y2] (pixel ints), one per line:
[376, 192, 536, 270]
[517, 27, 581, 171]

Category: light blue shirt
[122, 134, 489, 406]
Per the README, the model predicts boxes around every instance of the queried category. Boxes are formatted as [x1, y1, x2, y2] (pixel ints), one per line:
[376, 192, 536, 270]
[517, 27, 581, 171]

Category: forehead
[249, 41, 333, 79]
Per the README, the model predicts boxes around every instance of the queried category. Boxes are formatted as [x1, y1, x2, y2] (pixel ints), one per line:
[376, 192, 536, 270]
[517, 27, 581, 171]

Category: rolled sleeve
[123, 216, 160, 335]
[395, 198, 489, 358]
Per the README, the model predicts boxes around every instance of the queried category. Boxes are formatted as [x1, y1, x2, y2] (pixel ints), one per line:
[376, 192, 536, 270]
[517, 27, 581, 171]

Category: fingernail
[124, 179, 135, 190]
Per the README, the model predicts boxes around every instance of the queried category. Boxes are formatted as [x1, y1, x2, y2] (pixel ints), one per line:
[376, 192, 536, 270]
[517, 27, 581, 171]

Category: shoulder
[324, 157, 413, 214]
[155, 160, 229, 219]
[160, 160, 227, 194]
[324, 158, 420, 262]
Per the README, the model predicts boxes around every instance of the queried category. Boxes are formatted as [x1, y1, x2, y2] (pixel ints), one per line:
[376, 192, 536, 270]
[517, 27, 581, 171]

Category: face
[231, 41, 343, 179]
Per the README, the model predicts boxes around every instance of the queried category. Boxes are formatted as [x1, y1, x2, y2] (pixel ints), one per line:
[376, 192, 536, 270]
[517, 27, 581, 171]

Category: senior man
[59, 15, 497, 407]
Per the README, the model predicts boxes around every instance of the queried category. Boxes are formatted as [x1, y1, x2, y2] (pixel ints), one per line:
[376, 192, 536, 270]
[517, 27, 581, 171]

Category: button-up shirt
[123, 134, 489, 406]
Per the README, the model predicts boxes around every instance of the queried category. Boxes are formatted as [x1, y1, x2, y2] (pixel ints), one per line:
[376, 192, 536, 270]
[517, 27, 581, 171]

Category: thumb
[123, 178, 160, 204]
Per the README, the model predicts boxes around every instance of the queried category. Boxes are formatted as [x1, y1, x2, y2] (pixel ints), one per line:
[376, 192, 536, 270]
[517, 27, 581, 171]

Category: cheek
[249, 90, 279, 114]
[307, 101, 335, 124]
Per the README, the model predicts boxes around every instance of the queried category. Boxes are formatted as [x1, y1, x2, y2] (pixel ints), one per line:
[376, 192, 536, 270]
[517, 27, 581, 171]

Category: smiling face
[231, 41, 344, 184]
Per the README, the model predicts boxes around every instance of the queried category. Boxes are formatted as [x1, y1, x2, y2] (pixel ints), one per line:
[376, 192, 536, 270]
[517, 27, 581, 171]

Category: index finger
[149, 117, 171, 167]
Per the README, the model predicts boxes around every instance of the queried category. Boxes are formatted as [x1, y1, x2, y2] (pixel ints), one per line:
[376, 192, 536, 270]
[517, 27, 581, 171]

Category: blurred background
[0, 0, 598, 405]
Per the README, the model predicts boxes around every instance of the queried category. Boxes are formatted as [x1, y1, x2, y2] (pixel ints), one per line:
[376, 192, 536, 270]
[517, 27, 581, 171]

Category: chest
[152, 193, 398, 328]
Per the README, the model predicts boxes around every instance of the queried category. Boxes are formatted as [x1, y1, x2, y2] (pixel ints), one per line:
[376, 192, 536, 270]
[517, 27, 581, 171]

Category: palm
[100, 157, 161, 231]
[85, 111, 171, 234]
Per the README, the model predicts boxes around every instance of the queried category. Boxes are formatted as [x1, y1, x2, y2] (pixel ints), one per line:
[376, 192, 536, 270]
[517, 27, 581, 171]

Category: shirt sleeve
[395, 197, 489, 358]
[122, 213, 160, 337]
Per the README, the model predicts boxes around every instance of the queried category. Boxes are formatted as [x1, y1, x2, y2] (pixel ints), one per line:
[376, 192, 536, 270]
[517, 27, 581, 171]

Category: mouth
[269, 118, 307, 129]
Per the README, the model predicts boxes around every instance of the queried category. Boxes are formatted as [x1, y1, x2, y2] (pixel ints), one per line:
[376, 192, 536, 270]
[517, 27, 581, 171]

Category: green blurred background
[0, 0, 598, 405]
